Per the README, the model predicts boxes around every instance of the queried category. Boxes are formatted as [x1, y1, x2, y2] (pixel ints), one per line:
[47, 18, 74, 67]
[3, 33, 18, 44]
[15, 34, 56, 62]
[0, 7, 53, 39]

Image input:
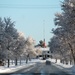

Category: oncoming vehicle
[46, 59, 51, 65]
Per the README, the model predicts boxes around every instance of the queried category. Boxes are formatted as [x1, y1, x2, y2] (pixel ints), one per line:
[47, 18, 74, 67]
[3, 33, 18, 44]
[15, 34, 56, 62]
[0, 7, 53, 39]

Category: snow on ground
[54, 63, 74, 75]
[55, 62, 75, 75]
[31, 58, 75, 74]
[29, 59, 46, 63]
[0, 59, 45, 74]
[0, 63, 35, 74]
[47, 58, 73, 68]
[47, 58, 75, 74]
[1, 58, 75, 74]
[56, 62, 73, 68]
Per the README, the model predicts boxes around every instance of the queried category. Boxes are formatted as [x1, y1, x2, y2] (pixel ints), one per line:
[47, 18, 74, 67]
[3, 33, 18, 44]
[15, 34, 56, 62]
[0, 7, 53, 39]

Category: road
[13, 62, 71, 75]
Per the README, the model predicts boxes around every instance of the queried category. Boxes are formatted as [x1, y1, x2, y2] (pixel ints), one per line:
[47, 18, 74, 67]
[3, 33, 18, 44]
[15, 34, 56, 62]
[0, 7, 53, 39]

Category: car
[46, 59, 51, 65]
[42, 57, 46, 60]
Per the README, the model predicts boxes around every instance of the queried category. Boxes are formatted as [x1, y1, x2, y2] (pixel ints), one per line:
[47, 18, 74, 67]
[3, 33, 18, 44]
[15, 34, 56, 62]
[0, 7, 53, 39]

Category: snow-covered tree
[49, 0, 75, 64]
[25, 37, 37, 58]
[21, 36, 36, 63]
[49, 36, 71, 60]
[0, 17, 26, 66]
[0, 17, 18, 66]
[0, 17, 42, 66]
[35, 47, 42, 56]
[11, 32, 26, 65]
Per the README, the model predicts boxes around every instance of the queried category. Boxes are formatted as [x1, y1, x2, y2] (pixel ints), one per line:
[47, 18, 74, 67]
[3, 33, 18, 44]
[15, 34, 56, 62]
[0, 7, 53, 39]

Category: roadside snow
[56, 62, 73, 68]
[0, 59, 45, 74]
[47, 58, 75, 74]
[1, 58, 75, 74]
[47, 58, 73, 68]
[29, 59, 46, 63]
[55, 63, 75, 75]
[0, 63, 36, 74]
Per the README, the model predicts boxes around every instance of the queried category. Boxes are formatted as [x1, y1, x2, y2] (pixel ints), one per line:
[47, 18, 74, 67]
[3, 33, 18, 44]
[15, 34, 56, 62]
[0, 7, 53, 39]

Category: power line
[0, 4, 60, 6]
[0, 7, 60, 9]
[0, 4, 60, 9]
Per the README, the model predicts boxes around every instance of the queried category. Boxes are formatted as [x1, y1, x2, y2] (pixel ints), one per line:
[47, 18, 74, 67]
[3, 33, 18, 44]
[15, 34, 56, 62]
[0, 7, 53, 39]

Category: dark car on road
[46, 59, 51, 65]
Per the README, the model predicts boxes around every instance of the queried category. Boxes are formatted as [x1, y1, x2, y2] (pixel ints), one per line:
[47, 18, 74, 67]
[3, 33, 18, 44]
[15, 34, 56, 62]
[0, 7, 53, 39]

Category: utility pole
[43, 20, 46, 47]
[43, 20, 45, 42]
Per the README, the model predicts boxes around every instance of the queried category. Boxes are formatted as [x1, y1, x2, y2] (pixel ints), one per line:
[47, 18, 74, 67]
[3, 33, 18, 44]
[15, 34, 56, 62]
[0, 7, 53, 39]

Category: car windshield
[0, 0, 75, 75]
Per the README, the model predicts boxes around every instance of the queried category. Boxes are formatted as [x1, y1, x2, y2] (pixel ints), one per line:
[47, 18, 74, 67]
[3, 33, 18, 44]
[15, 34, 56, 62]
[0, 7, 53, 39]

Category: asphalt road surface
[11, 62, 72, 75]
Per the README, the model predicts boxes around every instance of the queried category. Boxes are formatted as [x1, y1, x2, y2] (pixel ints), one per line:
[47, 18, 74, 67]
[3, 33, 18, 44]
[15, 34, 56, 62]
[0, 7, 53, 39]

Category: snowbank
[47, 58, 73, 68]
[0, 59, 45, 74]
[0, 63, 35, 74]
[56, 62, 73, 68]
[47, 58, 75, 74]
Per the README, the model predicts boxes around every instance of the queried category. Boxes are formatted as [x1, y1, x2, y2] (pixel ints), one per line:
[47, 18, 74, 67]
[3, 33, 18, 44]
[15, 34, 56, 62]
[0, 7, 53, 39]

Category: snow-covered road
[0, 58, 75, 74]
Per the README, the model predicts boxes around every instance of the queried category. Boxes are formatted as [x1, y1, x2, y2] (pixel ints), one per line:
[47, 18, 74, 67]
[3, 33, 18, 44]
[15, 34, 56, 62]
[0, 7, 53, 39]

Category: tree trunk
[15, 58, 17, 66]
[26, 58, 28, 64]
[68, 43, 75, 64]
[0, 60, 4, 66]
[12, 60, 13, 65]
[8, 59, 10, 67]
[60, 59, 62, 63]
[73, 57, 75, 65]
[55, 59, 57, 63]
[62, 60, 64, 64]
[60, 60, 62, 63]
[70, 59, 72, 65]
[20, 59, 21, 65]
